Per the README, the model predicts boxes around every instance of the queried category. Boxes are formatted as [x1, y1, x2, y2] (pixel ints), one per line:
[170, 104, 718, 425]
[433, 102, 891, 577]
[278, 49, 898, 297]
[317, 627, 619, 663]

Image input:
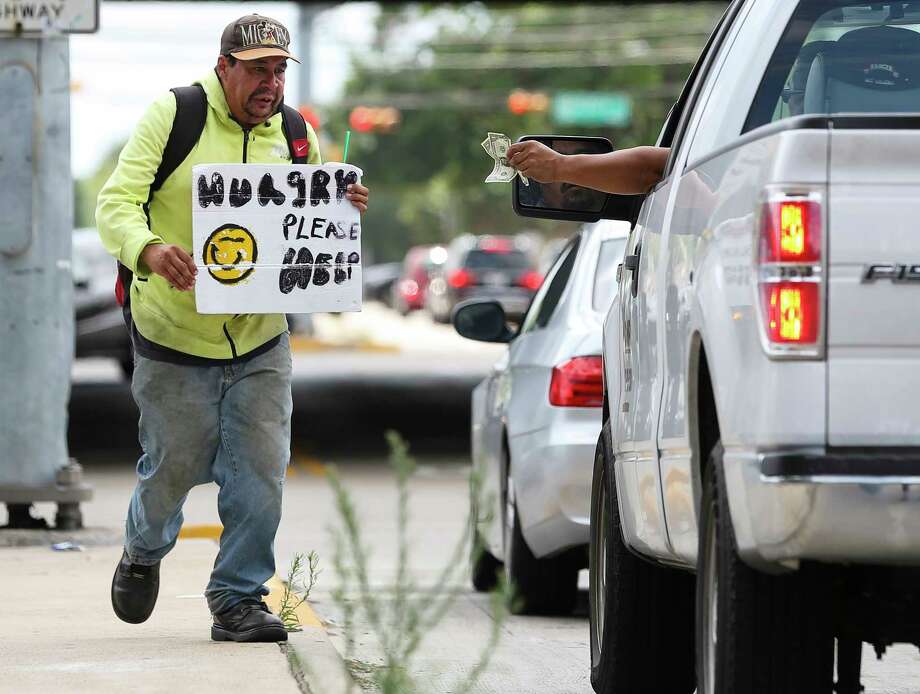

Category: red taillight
[448, 269, 476, 289]
[517, 271, 543, 291]
[761, 199, 821, 263]
[763, 283, 819, 343]
[479, 237, 513, 253]
[399, 279, 420, 299]
[758, 193, 823, 352]
[549, 356, 604, 408]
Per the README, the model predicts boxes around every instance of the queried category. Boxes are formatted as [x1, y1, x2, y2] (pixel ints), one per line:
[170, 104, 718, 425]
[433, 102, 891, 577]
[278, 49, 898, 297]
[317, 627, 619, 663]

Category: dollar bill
[486, 159, 517, 183]
[482, 132, 529, 185]
[489, 132, 511, 160]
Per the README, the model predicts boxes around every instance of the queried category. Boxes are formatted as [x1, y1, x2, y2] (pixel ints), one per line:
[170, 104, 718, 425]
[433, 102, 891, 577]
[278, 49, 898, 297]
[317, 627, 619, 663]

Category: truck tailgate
[828, 128, 920, 445]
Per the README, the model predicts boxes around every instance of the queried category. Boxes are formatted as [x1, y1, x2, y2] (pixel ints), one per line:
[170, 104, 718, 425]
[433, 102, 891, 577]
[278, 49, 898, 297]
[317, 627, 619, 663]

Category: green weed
[279, 550, 321, 632]
[327, 430, 509, 694]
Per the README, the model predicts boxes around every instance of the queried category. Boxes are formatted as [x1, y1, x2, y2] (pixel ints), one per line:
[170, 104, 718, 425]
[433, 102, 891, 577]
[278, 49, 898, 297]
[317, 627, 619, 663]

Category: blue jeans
[124, 334, 292, 615]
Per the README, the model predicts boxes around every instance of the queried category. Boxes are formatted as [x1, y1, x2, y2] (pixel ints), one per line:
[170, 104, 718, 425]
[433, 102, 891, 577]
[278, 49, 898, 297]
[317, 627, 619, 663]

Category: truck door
[619, 186, 673, 559]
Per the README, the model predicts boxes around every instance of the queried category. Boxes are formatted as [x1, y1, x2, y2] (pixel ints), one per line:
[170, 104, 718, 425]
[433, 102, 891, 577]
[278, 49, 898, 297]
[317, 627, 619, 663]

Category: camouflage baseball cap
[220, 14, 300, 63]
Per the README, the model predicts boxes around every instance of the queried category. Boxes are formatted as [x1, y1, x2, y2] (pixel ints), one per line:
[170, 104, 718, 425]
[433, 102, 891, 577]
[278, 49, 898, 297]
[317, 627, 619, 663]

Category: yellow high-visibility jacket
[96, 70, 322, 359]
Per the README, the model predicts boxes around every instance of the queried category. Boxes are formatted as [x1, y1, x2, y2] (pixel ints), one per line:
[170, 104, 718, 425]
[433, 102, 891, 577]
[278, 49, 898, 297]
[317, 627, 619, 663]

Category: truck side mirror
[512, 135, 643, 226]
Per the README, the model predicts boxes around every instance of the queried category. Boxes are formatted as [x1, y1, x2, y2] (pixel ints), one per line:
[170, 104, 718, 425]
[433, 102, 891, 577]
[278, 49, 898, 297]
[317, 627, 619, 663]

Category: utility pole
[297, 2, 331, 108]
[0, 4, 98, 530]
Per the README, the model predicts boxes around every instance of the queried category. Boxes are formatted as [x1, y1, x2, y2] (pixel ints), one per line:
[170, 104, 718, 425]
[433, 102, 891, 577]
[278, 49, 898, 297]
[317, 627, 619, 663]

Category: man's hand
[346, 183, 369, 213]
[141, 243, 197, 291]
[506, 141, 564, 183]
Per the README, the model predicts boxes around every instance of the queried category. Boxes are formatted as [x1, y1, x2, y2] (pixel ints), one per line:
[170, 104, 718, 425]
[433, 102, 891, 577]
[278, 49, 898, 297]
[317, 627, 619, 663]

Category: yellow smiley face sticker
[203, 224, 258, 284]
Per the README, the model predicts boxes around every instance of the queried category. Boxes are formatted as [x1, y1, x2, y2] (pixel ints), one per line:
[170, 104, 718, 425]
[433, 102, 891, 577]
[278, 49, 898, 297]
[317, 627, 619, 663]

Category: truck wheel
[503, 472, 578, 615]
[589, 429, 696, 694]
[696, 443, 834, 694]
[470, 530, 501, 592]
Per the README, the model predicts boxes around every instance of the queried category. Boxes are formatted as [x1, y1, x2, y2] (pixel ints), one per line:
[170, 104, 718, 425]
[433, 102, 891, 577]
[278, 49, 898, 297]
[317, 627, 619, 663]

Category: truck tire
[504, 469, 578, 615]
[470, 530, 501, 592]
[589, 430, 696, 694]
[696, 443, 834, 694]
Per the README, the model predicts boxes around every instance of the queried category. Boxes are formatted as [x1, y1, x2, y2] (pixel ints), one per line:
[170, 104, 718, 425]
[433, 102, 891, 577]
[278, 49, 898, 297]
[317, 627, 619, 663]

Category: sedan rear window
[463, 249, 531, 271]
[746, 1, 920, 131]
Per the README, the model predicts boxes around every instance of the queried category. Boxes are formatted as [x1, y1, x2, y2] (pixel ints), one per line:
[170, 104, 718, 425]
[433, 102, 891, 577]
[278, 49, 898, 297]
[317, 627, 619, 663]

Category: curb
[178, 525, 354, 693]
[283, 625, 356, 694]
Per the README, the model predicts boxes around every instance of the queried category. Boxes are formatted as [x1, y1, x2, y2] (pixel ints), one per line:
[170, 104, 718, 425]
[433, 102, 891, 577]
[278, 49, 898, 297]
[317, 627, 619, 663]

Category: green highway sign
[552, 92, 632, 127]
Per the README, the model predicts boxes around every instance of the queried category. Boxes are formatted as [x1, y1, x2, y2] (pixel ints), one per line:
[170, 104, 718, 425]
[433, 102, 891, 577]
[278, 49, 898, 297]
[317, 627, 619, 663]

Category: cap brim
[230, 47, 300, 64]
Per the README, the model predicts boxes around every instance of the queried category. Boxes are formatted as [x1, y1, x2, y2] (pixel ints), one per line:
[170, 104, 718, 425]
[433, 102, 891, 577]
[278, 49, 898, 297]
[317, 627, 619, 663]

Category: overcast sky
[69, 1, 378, 177]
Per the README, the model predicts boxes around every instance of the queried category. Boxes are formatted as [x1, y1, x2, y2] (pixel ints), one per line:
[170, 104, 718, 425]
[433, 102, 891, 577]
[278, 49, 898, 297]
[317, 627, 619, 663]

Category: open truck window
[746, 1, 920, 131]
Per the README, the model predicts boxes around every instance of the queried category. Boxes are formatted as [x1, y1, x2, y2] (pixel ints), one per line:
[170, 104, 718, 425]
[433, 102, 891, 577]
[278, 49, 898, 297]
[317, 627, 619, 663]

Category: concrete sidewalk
[0, 539, 303, 694]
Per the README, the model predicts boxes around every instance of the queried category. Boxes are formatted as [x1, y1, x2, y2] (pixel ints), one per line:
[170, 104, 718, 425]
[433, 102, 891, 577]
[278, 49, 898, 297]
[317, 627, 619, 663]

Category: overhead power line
[330, 83, 687, 110]
[365, 48, 701, 72]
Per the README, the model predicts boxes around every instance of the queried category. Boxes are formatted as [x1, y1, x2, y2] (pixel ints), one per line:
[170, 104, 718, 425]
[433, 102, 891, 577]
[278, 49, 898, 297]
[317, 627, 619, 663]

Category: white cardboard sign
[192, 163, 363, 315]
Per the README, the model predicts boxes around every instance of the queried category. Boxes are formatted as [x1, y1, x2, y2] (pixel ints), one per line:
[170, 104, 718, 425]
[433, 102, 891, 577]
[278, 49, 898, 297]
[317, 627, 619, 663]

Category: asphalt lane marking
[290, 455, 327, 477]
[289, 336, 399, 354]
[178, 524, 223, 539]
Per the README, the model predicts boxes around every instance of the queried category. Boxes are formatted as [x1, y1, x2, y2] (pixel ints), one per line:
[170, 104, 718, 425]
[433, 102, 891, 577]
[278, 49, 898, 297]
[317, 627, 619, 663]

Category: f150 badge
[862, 264, 920, 282]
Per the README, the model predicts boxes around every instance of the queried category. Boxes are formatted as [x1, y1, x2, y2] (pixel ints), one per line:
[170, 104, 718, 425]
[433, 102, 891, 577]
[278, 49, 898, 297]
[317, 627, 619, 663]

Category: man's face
[217, 55, 287, 126]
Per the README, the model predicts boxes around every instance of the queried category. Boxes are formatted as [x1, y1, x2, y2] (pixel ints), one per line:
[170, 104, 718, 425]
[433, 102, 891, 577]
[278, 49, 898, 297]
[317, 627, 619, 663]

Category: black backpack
[115, 84, 311, 306]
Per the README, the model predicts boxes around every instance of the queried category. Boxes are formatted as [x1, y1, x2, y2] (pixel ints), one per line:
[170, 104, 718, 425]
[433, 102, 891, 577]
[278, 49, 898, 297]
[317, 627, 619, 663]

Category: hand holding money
[505, 140, 567, 184]
[482, 132, 529, 186]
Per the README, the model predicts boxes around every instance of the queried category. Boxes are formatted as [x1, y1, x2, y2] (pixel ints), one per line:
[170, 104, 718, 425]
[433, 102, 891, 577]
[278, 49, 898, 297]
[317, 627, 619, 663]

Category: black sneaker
[111, 550, 160, 624]
[211, 600, 288, 643]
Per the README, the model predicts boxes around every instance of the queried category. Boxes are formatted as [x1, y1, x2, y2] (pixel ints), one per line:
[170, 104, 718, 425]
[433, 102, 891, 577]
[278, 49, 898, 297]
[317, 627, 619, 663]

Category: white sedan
[453, 220, 628, 614]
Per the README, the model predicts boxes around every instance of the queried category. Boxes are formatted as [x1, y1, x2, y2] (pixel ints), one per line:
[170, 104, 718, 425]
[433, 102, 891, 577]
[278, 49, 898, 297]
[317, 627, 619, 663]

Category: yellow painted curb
[265, 574, 323, 629]
[178, 524, 223, 539]
[178, 525, 324, 631]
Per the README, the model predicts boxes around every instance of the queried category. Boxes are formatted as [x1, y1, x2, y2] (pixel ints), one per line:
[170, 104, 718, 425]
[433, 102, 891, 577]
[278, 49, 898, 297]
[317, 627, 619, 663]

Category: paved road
[7, 303, 920, 693]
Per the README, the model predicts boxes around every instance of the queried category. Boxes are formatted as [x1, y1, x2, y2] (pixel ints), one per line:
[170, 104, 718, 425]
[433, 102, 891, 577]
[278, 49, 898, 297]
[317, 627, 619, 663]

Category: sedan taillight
[758, 193, 824, 355]
[549, 356, 604, 408]
[448, 269, 476, 289]
[517, 270, 543, 291]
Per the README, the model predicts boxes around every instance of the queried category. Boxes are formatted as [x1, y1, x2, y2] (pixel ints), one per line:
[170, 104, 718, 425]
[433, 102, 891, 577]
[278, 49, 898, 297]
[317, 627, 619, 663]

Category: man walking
[96, 14, 369, 642]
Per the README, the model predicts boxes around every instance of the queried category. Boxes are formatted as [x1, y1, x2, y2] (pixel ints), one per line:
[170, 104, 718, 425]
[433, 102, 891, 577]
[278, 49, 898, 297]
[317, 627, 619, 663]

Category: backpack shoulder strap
[151, 84, 208, 194]
[281, 104, 311, 164]
[119, 84, 207, 308]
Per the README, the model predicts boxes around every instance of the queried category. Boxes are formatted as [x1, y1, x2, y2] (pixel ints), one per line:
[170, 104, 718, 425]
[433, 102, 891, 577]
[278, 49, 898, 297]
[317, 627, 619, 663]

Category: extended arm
[506, 141, 670, 195]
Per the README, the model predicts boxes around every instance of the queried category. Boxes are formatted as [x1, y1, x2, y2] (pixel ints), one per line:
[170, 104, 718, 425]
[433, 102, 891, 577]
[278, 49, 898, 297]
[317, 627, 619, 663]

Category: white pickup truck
[512, 1, 920, 693]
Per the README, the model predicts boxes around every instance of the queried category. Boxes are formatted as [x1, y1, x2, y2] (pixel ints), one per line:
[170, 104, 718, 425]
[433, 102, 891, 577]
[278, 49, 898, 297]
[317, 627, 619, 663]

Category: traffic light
[507, 90, 550, 115]
[348, 106, 401, 133]
[298, 106, 321, 131]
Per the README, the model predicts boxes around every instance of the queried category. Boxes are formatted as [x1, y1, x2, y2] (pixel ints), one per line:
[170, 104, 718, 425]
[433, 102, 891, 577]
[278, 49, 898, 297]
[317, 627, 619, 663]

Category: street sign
[552, 92, 632, 127]
[0, 0, 99, 34]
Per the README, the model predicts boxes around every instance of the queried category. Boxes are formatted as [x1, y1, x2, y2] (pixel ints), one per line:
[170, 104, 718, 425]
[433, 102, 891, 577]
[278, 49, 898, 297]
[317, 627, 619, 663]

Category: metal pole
[297, 2, 321, 107]
[0, 35, 91, 529]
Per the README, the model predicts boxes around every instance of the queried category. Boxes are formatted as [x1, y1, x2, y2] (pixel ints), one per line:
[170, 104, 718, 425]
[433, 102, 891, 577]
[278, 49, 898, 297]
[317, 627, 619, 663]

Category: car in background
[392, 244, 447, 315]
[362, 261, 403, 307]
[426, 234, 541, 323]
[452, 220, 629, 615]
[73, 227, 133, 376]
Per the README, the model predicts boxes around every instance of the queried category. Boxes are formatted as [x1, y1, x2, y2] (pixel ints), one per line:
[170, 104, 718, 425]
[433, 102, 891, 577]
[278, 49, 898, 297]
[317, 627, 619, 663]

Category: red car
[392, 245, 447, 315]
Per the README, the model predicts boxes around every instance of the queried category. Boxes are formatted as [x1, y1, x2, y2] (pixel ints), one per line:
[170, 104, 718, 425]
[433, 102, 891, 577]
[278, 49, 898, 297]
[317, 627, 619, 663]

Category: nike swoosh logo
[294, 142, 309, 156]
